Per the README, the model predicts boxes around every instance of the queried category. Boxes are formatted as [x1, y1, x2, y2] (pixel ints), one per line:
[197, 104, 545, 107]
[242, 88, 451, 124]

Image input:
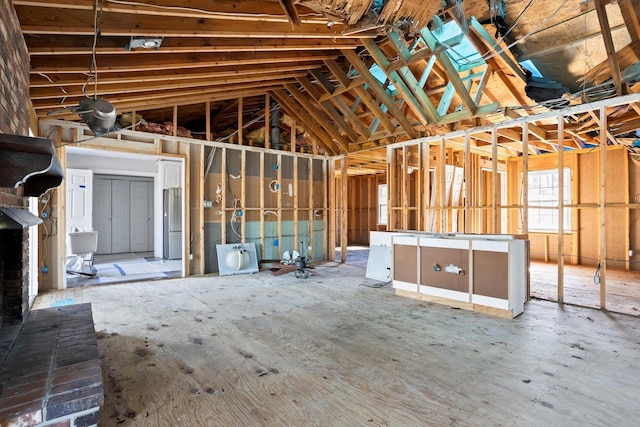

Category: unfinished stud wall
[203, 146, 328, 273]
[347, 174, 386, 245]
[507, 146, 635, 271]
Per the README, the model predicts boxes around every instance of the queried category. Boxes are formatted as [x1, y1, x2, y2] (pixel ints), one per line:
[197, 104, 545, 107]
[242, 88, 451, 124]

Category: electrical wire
[486, 0, 535, 54]
[88, 0, 105, 100]
[478, 0, 570, 64]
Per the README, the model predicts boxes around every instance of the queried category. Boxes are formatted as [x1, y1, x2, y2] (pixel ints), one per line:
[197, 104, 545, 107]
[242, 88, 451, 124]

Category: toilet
[67, 230, 99, 275]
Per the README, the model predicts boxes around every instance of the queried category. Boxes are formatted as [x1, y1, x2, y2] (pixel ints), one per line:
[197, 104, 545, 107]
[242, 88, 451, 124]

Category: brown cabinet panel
[394, 244, 417, 284]
[421, 247, 469, 292]
[473, 250, 509, 299]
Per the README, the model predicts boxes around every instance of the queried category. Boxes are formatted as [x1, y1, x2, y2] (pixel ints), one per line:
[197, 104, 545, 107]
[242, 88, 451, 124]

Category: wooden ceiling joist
[13, 0, 327, 24]
[15, 6, 360, 39]
[30, 70, 310, 101]
[24, 35, 361, 56]
[29, 51, 341, 74]
[30, 63, 324, 88]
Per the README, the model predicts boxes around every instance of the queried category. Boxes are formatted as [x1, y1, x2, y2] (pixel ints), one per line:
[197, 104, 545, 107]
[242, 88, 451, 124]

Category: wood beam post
[464, 133, 471, 233]
[557, 116, 565, 303]
[341, 158, 348, 263]
[221, 146, 227, 244]
[205, 101, 211, 141]
[599, 106, 607, 309]
[264, 95, 270, 149]
[439, 138, 446, 233]
[491, 129, 498, 233]
[237, 97, 243, 145]
[172, 105, 178, 137]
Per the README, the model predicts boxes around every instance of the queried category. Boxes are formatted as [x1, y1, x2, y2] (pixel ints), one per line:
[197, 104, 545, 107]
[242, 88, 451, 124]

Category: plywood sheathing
[507, 0, 631, 92]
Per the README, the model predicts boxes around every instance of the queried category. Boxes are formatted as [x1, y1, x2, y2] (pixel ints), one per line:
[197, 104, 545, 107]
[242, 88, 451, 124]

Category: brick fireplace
[0, 2, 104, 426]
[0, 227, 30, 326]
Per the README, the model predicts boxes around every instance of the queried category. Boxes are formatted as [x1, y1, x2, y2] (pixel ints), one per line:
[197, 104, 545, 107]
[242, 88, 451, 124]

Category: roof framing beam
[322, 59, 397, 135]
[271, 89, 340, 155]
[341, 49, 418, 138]
[594, 0, 626, 95]
[283, 83, 350, 152]
[361, 38, 439, 127]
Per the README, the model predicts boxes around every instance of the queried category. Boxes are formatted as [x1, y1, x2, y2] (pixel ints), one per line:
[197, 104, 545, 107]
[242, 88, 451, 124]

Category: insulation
[298, 0, 443, 28]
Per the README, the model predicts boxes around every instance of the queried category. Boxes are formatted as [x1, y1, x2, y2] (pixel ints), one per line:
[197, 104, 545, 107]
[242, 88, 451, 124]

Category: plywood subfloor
[531, 261, 640, 315]
[34, 263, 640, 426]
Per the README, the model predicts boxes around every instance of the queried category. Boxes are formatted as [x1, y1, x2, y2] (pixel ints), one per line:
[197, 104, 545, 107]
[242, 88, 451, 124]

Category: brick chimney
[0, 0, 38, 327]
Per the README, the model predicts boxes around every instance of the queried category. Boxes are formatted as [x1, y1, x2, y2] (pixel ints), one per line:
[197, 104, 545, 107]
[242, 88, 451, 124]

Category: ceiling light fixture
[126, 36, 163, 50]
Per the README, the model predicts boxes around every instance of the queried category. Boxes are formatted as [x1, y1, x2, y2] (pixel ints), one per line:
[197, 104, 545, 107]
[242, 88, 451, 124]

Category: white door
[130, 181, 150, 252]
[66, 168, 93, 232]
[111, 180, 131, 253]
[93, 178, 112, 254]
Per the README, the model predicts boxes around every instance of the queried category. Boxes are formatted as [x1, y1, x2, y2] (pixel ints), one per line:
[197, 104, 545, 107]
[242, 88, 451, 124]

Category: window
[378, 184, 388, 225]
[527, 168, 571, 232]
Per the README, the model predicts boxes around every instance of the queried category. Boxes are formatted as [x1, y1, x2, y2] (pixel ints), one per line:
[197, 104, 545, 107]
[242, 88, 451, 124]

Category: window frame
[526, 168, 572, 233]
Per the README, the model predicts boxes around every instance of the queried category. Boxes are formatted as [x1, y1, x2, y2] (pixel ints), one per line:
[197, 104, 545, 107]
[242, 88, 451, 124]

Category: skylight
[432, 21, 484, 70]
[519, 59, 544, 78]
[368, 63, 396, 93]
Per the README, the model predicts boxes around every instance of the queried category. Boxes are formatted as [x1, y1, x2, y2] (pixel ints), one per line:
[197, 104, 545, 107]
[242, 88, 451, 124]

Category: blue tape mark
[113, 264, 126, 275]
[50, 298, 76, 307]
[79, 185, 86, 188]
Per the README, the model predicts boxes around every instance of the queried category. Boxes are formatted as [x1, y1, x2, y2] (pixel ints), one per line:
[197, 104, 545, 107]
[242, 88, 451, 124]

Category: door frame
[60, 146, 186, 289]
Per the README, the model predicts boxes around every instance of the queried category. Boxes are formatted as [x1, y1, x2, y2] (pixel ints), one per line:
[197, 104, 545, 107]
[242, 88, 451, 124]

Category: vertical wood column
[172, 105, 178, 137]
[522, 123, 529, 235]
[55, 142, 67, 289]
[308, 158, 314, 259]
[341, 158, 348, 263]
[402, 145, 409, 230]
[599, 106, 607, 309]
[422, 143, 430, 231]
[221, 147, 227, 244]
[237, 98, 243, 145]
[260, 152, 265, 258]
[277, 153, 283, 259]
[439, 138, 446, 233]
[557, 116, 564, 302]
[240, 150, 246, 243]
[291, 120, 296, 153]
[464, 133, 471, 233]
[264, 95, 270, 149]
[325, 159, 332, 260]
[522, 123, 529, 300]
[191, 144, 204, 275]
[386, 146, 394, 230]
[328, 159, 336, 260]
[205, 101, 211, 142]
[491, 129, 498, 233]
[293, 156, 299, 249]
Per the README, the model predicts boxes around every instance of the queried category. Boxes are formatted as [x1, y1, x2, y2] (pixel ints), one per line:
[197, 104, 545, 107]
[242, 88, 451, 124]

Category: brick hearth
[0, 303, 103, 427]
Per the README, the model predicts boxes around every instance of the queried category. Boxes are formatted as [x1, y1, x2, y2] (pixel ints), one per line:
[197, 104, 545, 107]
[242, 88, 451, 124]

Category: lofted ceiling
[13, 0, 640, 166]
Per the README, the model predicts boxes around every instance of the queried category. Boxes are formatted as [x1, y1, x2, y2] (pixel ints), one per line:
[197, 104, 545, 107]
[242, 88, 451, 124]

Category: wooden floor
[34, 263, 640, 426]
[531, 262, 640, 315]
